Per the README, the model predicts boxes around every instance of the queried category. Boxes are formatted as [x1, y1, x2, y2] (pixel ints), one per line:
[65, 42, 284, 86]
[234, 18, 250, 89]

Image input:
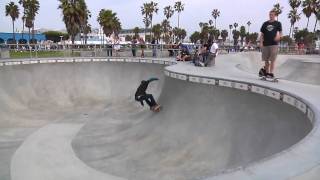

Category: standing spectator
[151, 38, 157, 57]
[131, 38, 137, 57]
[106, 39, 113, 56]
[139, 38, 146, 58]
[113, 37, 121, 56]
[259, 10, 282, 78]
[207, 40, 219, 66]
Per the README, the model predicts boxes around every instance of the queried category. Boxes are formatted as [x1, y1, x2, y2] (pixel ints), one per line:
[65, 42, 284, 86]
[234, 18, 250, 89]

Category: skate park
[0, 51, 318, 180]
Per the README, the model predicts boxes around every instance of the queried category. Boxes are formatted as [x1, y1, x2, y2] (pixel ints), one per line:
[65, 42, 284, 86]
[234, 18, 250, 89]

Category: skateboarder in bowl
[259, 10, 282, 79]
[135, 78, 161, 111]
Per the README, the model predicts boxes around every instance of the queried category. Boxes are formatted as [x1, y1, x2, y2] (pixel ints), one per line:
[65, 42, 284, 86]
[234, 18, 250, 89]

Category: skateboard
[151, 104, 162, 112]
[260, 76, 279, 83]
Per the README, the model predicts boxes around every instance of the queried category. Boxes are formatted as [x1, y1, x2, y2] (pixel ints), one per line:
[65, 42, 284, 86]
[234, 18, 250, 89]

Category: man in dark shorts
[259, 10, 282, 78]
[135, 78, 159, 111]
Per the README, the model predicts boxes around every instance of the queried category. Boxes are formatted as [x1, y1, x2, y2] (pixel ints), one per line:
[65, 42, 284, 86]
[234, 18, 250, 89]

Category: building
[73, 27, 151, 45]
[0, 32, 46, 44]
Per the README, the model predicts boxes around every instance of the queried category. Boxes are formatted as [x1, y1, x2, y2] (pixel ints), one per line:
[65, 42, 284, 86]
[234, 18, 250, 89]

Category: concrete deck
[0, 53, 319, 180]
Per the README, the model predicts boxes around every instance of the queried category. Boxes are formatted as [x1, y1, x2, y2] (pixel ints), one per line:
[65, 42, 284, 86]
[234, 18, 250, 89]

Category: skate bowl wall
[236, 52, 320, 85]
[0, 58, 317, 180]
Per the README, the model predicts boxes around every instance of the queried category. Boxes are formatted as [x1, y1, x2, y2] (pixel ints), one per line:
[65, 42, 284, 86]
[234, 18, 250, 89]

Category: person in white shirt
[206, 41, 219, 66]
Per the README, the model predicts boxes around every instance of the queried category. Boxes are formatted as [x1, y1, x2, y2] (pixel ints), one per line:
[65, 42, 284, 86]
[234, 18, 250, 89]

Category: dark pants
[107, 45, 112, 56]
[136, 94, 157, 107]
[132, 49, 136, 57]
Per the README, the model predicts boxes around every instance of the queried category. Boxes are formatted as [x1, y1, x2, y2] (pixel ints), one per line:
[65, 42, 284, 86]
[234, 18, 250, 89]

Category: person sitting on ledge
[176, 43, 191, 61]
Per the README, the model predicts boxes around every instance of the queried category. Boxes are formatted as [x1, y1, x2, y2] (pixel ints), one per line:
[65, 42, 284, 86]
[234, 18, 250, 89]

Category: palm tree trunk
[178, 13, 180, 28]
[307, 17, 310, 29]
[12, 20, 15, 42]
[22, 19, 25, 39]
[214, 19, 216, 29]
[289, 25, 292, 38]
[314, 19, 318, 32]
[28, 28, 31, 43]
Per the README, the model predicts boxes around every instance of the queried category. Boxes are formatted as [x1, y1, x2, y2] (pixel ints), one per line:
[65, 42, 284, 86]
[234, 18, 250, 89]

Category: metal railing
[0, 43, 319, 59]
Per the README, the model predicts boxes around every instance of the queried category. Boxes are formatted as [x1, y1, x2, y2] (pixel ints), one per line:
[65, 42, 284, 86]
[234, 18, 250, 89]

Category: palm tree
[302, 0, 315, 29]
[247, 21, 251, 34]
[141, 2, 152, 38]
[211, 9, 220, 29]
[152, 24, 162, 42]
[58, 0, 82, 44]
[233, 23, 238, 31]
[232, 30, 240, 46]
[133, 27, 140, 38]
[164, 5, 174, 20]
[208, 19, 213, 26]
[161, 19, 171, 43]
[289, 0, 302, 9]
[148, 1, 158, 32]
[25, 0, 40, 41]
[19, 0, 27, 40]
[239, 26, 246, 45]
[313, 0, 320, 32]
[273, 3, 283, 20]
[97, 9, 122, 38]
[288, 9, 301, 37]
[190, 31, 200, 43]
[229, 24, 233, 44]
[174, 1, 184, 28]
[77, 0, 90, 44]
[221, 29, 228, 44]
[5, 2, 20, 43]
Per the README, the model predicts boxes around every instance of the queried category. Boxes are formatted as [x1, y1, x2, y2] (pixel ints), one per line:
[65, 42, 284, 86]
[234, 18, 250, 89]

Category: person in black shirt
[135, 78, 159, 110]
[259, 10, 282, 78]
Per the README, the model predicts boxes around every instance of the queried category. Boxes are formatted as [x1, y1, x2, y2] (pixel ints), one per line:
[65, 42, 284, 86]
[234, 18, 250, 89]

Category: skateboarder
[135, 78, 160, 111]
[259, 10, 282, 78]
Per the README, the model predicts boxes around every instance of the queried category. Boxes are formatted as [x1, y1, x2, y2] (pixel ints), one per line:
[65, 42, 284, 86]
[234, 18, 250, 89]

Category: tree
[25, 0, 40, 41]
[133, 27, 140, 38]
[43, 31, 69, 42]
[246, 32, 259, 44]
[77, 0, 91, 44]
[211, 9, 220, 29]
[58, 0, 83, 44]
[164, 5, 174, 20]
[239, 26, 246, 45]
[232, 30, 240, 46]
[281, 35, 293, 45]
[161, 19, 171, 43]
[313, 0, 320, 32]
[302, 0, 315, 29]
[229, 24, 233, 44]
[273, 3, 283, 20]
[190, 31, 200, 43]
[294, 29, 316, 47]
[18, 0, 27, 39]
[5, 2, 19, 43]
[289, 0, 302, 9]
[173, 27, 186, 41]
[141, 3, 152, 38]
[247, 21, 251, 34]
[233, 23, 238, 30]
[220, 29, 228, 44]
[152, 23, 162, 42]
[97, 9, 122, 39]
[288, 8, 301, 37]
[141, 1, 158, 38]
[174, 1, 184, 28]
[125, 35, 132, 41]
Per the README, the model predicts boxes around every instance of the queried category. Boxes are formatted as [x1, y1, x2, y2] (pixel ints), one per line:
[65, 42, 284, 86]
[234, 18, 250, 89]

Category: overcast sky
[0, 0, 318, 37]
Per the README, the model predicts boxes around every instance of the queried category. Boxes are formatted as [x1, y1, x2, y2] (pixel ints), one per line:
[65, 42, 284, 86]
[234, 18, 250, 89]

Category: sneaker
[266, 73, 274, 78]
[259, 68, 267, 77]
